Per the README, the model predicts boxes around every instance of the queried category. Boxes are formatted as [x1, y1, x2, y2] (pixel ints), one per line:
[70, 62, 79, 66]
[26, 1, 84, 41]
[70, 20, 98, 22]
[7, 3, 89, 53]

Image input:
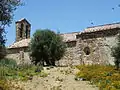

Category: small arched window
[26, 25, 28, 38]
[84, 47, 90, 55]
[20, 23, 24, 38]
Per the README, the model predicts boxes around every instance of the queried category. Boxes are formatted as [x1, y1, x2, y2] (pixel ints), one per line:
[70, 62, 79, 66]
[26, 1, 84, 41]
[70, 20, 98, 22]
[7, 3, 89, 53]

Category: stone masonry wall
[58, 29, 120, 66]
[57, 46, 80, 66]
[76, 29, 120, 65]
[6, 35, 118, 66]
[77, 37, 115, 65]
[6, 48, 31, 64]
[16, 20, 30, 42]
[58, 36, 117, 66]
[6, 28, 120, 66]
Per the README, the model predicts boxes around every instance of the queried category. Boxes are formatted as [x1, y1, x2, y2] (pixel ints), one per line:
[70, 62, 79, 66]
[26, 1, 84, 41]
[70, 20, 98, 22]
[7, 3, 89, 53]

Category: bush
[0, 59, 47, 89]
[0, 58, 17, 80]
[0, 58, 45, 80]
[111, 34, 120, 70]
[0, 58, 17, 68]
[0, 45, 6, 60]
[29, 29, 66, 66]
[76, 65, 120, 90]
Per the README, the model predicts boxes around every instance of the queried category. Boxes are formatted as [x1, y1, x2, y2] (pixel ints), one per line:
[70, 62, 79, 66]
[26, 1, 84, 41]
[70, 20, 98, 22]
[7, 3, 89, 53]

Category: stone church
[6, 18, 120, 66]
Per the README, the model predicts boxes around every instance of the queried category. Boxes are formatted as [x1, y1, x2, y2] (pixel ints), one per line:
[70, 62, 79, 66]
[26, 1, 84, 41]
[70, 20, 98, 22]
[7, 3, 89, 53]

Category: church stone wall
[6, 31, 119, 66]
[6, 48, 31, 65]
[6, 53, 21, 64]
[75, 29, 119, 65]
[58, 29, 120, 66]
[77, 37, 114, 65]
[57, 46, 81, 66]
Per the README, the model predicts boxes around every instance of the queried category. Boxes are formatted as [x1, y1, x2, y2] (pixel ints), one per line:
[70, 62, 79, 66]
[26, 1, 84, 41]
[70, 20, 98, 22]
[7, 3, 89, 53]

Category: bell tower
[16, 18, 31, 42]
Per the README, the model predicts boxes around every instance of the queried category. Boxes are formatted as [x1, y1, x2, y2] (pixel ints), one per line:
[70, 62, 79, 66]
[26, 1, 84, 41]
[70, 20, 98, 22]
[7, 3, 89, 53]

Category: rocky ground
[12, 67, 99, 90]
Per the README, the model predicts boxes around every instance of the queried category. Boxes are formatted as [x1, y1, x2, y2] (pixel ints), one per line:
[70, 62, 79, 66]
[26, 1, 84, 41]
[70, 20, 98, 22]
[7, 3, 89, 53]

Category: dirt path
[15, 67, 98, 90]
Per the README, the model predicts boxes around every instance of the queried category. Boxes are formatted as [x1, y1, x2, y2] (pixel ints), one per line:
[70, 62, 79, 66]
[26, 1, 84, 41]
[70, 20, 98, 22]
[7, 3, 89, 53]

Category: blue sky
[6, 0, 120, 46]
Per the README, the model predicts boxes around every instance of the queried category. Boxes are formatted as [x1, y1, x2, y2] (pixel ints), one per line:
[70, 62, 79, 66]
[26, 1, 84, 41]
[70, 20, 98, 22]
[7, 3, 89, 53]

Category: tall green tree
[112, 34, 120, 70]
[0, 0, 21, 59]
[29, 29, 66, 66]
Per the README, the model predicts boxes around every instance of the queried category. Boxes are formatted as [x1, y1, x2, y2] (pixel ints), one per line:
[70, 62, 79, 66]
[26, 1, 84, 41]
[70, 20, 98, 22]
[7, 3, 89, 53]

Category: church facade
[6, 18, 120, 66]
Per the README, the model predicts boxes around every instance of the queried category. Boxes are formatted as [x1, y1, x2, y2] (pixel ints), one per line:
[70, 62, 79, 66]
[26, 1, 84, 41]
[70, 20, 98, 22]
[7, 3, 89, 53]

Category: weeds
[76, 65, 120, 90]
[0, 58, 47, 90]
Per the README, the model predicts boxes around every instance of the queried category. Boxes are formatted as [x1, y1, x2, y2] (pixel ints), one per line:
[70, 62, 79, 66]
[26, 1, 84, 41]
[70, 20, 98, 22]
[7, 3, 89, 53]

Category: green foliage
[0, 62, 46, 90]
[0, 58, 17, 67]
[0, 0, 22, 60]
[76, 65, 120, 90]
[0, 58, 47, 82]
[0, 58, 17, 79]
[15, 64, 46, 81]
[29, 29, 66, 66]
[0, 59, 17, 90]
[0, 45, 6, 60]
[112, 34, 120, 69]
[39, 71, 48, 77]
[0, 0, 21, 26]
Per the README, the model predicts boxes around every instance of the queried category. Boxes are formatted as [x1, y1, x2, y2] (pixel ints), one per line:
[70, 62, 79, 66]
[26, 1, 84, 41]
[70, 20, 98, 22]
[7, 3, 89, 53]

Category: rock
[28, 75, 33, 80]
[35, 68, 41, 72]
[0, 87, 3, 90]
[78, 78, 86, 81]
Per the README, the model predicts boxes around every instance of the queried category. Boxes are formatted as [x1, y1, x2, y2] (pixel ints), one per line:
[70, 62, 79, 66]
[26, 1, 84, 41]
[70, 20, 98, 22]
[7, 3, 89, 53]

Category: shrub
[0, 58, 45, 81]
[0, 60, 47, 89]
[111, 34, 120, 70]
[76, 65, 120, 90]
[0, 58, 17, 68]
[0, 58, 17, 80]
[0, 45, 6, 60]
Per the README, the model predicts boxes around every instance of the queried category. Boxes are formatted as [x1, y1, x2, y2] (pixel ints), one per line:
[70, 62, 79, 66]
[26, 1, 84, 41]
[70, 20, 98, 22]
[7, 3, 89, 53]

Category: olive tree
[29, 29, 66, 66]
[0, 0, 21, 59]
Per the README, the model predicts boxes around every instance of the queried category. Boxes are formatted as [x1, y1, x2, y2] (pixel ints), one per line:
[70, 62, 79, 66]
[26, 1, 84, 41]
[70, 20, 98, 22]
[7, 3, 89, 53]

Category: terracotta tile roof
[8, 22, 120, 49]
[8, 39, 30, 49]
[60, 32, 78, 42]
[8, 32, 78, 48]
[16, 18, 31, 25]
[83, 22, 120, 33]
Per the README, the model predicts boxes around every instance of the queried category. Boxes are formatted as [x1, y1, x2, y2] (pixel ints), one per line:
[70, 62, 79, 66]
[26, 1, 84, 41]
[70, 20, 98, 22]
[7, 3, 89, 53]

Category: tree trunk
[45, 59, 51, 66]
[51, 59, 55, 66]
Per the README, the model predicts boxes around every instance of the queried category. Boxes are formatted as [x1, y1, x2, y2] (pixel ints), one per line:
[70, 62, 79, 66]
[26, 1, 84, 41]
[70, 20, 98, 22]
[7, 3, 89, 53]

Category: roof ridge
[16, 18, 31, 25]
[59, 32, 79, 35]
[87, 22, 120, 29]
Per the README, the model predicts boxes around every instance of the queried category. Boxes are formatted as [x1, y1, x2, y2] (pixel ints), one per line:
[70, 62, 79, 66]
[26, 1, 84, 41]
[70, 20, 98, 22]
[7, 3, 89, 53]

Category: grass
[0, 58, 48, 90]
[75, 65, 120, 90]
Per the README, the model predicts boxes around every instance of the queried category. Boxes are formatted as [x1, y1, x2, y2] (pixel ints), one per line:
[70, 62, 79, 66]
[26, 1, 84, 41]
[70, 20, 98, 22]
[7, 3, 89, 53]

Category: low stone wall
[6, 52, 31, 65]
[6, 47, 31, 65]
[6, 53, 21, 64]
